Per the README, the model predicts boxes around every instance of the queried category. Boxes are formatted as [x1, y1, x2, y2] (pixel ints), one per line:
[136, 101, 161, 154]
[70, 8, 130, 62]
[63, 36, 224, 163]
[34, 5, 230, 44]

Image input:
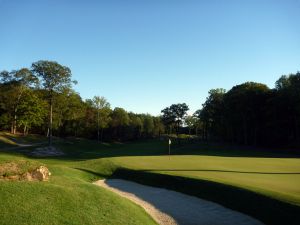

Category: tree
[274, 72, 300, 144]
[224, 82, 270, 145]
[110, 107, 129, 139]
[153, 116, 165, 137]
[161, 103, 189, 136]
[161, 107, 176, 134]
[17, 90, 47, 135]
[143, 114, 154, 136]
[198, 89, 226, 141]
[92, 96, 111, 142]
[128, 113, 143, 139]
[54, 89, 85, 137]
[0, 68, 38, 134]
[32, 60, 76, 146]
[185, 115, 198, 135]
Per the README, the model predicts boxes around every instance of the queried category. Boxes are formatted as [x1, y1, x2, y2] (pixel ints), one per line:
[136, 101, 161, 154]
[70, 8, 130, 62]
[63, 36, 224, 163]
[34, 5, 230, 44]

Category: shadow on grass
[74, 168, 111, 179]
[41, 140, 300, 162]
[142, 169, 300, 175]
[111, 168, 300, 225]
[2, 138, 300, 161]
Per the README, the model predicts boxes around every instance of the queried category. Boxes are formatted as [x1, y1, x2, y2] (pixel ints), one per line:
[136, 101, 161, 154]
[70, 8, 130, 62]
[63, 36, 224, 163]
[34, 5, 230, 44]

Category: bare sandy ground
[94, 179, 265, 225]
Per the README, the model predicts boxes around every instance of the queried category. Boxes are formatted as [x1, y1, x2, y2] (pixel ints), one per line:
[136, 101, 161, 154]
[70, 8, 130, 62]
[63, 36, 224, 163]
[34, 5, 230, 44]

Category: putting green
[112, 155, 300, 206]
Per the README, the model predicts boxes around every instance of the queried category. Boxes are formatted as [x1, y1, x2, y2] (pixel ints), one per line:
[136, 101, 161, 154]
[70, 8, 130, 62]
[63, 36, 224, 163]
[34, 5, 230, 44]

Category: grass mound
[0, 153, 156, 225]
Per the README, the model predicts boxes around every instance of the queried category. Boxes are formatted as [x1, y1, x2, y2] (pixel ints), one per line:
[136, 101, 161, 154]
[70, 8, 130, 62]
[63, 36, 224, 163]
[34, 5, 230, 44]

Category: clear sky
[0, 0, 299, 115]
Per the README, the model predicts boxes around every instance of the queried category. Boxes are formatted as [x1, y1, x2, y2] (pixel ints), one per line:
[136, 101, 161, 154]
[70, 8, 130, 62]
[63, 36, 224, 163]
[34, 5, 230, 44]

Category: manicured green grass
[54, 138, 300, 206]
[0, 134, 300, 225]
[112, 155, 300, 206]
[0, 152, 156, 225]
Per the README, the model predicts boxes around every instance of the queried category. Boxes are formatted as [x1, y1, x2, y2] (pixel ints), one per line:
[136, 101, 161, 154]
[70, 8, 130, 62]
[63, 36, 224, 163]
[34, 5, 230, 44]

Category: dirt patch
[0, 160, 51, 181]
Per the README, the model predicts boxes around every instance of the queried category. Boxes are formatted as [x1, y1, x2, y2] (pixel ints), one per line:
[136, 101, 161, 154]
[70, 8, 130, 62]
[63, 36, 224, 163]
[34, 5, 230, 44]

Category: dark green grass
[51, 138, 300, 161]
[0, 132, 48, 148]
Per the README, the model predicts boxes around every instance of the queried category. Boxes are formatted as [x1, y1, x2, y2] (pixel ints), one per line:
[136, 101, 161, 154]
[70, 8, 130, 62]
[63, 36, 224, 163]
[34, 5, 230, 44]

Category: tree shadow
[54, 140, 300, 160]
[141, 169, 300, 175]
[74, 168, 110, 179]
[2, 139, 300, 161]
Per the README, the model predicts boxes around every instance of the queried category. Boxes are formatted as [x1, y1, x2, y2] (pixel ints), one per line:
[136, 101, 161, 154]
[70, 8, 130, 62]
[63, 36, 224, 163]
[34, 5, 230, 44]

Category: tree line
[1, 60, 299, 148]
[0, 60, 165, 143]
[195, 73, 300, 147]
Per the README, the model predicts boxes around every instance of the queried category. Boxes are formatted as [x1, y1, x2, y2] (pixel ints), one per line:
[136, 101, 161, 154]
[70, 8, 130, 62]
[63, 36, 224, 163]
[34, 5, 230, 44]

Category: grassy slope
[0, 132, 48, 147]
[0, 152, 156, 225]
[1, 135, 300, 225]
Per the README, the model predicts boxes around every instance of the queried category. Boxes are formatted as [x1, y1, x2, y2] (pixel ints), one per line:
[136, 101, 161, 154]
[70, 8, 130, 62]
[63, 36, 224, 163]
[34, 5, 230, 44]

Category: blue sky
[0, 0, 299, 115]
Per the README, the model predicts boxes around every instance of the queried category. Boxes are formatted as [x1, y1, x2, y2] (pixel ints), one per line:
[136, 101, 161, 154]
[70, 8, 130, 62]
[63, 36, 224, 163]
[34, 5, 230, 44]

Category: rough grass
[0, 160, 42, 177]
[0, 132, 48, 149]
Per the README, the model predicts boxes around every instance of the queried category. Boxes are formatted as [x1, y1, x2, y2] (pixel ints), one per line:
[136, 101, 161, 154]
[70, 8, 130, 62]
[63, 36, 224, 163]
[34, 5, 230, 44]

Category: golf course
[0, 132, 299, 225]
[1, 1, 300, 224]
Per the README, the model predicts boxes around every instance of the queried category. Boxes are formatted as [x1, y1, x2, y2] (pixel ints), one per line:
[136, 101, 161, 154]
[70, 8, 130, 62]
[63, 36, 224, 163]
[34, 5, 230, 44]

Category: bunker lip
[94, 179, 265, 225]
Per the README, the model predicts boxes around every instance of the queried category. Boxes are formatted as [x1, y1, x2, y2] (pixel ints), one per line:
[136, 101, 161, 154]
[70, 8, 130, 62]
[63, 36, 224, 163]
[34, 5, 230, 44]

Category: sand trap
[31, 146, 64, 157]
[94, 179, 264, 225]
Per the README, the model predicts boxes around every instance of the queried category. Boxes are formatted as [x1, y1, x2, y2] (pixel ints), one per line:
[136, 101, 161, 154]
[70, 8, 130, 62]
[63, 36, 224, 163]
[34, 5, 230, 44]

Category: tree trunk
[11, 107, 17, 134]
[48, 97, 53, 147]
[11, 122, 14, 134]
[13, 113, 17, 134]
[23, 125, 27, 136]
[101, 128, 104, 142]
[97, 109, 100, 142]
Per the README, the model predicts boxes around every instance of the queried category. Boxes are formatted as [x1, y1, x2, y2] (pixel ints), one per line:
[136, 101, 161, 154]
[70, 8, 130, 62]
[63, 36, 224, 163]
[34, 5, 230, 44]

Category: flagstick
[169, 143, 170, 160]
[168, 139, 171, 160]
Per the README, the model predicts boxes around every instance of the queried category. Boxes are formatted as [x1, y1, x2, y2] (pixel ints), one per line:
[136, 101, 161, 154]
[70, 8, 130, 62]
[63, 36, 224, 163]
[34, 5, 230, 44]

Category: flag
[169, 139, 172, 145]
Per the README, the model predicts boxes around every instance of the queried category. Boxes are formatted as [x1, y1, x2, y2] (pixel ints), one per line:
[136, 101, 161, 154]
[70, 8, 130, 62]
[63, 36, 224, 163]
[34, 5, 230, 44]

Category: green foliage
[0, 68, 40, 134]
[92, 96, 111, 141]
[197, 74, 300, 147]
[17, 90, 47, 134]
[110, 107, 130, 127]
[1, 61, 299, 148]
[161, 103, 189, 135]
[31, 60, 74, 93]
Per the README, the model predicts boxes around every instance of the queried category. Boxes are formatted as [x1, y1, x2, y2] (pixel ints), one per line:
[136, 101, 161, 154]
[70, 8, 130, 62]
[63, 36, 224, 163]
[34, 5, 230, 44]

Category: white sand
[94, 179, 265, 225]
